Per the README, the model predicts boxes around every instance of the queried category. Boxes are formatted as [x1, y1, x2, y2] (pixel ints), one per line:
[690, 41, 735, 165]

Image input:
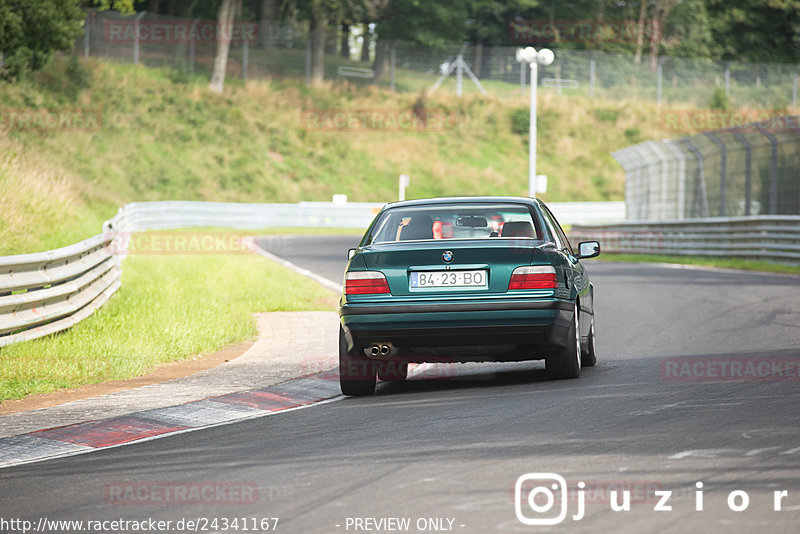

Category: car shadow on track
[371, 361, 597, 396]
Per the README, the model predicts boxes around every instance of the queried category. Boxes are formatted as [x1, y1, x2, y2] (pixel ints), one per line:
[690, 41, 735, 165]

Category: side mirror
[347, 248, 356, 260]
[577, 241, 600, 259]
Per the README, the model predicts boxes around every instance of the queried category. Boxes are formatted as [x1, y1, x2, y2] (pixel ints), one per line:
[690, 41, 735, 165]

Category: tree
[209, 0, 239, 93]
[367, 0, 468, 82]
[82, 0, 134, 12]
[0, 0, 86, 80]
[299, 0, 347, 85]
[465, 0, 538, 76]
[258, 0, 279, 47]
[308, 2, 327, 84]
[708, 0, 800, 63]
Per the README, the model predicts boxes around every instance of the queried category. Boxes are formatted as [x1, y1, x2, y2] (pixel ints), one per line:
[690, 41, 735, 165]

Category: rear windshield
[366, 203, 542, 244]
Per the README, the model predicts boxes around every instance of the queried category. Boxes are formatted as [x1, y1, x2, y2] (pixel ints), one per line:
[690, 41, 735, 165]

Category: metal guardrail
[547, 201, 625, 226]
[0, 200, 625, 348]
[103, 201, 386, 232]
[571, 216, 800, 263]
[0, 233, 121, 348]
[102, 201, 626, 232]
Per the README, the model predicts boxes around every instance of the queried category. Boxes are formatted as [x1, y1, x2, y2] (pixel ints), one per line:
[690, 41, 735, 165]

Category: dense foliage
[0, 0, 85, 79]
[2, 0, 797, 81]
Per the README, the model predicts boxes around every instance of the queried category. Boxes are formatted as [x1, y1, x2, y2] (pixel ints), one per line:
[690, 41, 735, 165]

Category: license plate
[409, 270, 487, 288]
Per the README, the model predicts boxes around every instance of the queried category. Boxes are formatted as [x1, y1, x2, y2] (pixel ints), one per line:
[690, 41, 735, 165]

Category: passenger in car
[500, 221, 535, 238]
[399, 214, 435, 240]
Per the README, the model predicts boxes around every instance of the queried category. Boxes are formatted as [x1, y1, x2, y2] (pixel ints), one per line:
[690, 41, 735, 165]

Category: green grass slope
[1, 56, 666, 254]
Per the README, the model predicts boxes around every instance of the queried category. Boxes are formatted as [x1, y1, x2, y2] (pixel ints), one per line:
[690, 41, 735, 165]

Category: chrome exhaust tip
[370, 345, 381, 356]
[380, 344, 391, 356]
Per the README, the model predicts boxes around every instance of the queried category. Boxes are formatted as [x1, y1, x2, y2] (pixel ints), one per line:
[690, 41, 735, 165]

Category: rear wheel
[377, 360, 409, 381]
[339, 327, 376, 396]
[581, 314, 597, 367]
[546, 304, 581, 379]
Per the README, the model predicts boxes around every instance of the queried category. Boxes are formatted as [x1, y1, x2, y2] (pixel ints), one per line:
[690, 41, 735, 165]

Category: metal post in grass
[84, 13, 90, 59]
[724, 61, 731, 96]
[390, 44, 396, 92]
[589, 57, 595, 98]
[456, 54, 463, 97]
[519, 57, 526, 96]
[516, 47, 554, 198]
[133, 11, 146, 65]
[242, 40, 249, 80]
[793, 69, 798, 109]
[305, 39, 311, 85]
[189, 19, 199, 73]
[656, 57, 663, 104]
[399, 174, 409, 201]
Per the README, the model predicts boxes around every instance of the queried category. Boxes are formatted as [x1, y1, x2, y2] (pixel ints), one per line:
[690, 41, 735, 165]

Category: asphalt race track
[1, 235, 799, 533]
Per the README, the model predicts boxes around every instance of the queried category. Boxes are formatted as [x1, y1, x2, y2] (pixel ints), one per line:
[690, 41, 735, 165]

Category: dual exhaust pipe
[370, 344, 392, 357]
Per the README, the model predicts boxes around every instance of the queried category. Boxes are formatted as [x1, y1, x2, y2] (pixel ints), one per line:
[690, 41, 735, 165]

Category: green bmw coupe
[338, 196, 600, 396]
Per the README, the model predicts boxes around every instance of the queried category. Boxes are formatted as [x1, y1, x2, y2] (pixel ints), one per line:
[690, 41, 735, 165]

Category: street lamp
[516, 47, 554, 198]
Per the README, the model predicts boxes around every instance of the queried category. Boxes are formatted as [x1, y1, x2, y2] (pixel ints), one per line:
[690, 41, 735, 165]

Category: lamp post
[516, 47, 554, 198]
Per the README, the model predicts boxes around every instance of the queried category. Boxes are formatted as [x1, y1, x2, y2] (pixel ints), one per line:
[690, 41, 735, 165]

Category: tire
[377, 359, 408, 381]
[581, 314, 597, 367]
[339, 327, 376, 396]
[546, 303, 581, 380]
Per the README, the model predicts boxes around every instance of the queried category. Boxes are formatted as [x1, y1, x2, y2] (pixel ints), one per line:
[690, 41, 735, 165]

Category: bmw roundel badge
[442, 251, 454, 263]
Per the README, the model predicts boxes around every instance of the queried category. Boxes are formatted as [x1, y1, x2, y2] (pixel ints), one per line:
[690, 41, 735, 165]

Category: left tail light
[345, 271, 391, 295]
[508, 265, 557, 290]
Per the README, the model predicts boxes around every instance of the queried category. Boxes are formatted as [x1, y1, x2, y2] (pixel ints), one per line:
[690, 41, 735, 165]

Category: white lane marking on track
[745, 447, 781, 456]
[780, 446, 800, 455]
[669, 449, 737, 460]
[621, 261, 800, 279]
[250, 242, 343, 293]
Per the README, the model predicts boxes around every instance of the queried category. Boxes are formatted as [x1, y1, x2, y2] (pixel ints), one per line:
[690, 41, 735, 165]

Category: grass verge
[0, 253, 337, 402]
[599, 253, 800, 275]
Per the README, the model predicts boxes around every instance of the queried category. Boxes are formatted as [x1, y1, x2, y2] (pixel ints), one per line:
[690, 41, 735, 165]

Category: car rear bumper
[339, 298, 574, 360]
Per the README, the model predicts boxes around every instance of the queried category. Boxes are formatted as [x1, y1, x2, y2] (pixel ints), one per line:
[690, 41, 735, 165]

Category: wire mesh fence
[614, 116, 800, 220]
[76, 10, 800, 108]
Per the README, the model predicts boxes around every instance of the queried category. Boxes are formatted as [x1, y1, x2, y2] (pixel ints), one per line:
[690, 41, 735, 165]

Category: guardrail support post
[730, 130, 753, 215]
[704, 132, 727, 217]
[663, 140, 688, 219]
[755, 124, 779, 214]
[682, 138, 710, 218]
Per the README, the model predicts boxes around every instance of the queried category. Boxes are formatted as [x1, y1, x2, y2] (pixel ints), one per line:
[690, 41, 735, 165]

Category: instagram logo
[515, 473, 573, 526]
